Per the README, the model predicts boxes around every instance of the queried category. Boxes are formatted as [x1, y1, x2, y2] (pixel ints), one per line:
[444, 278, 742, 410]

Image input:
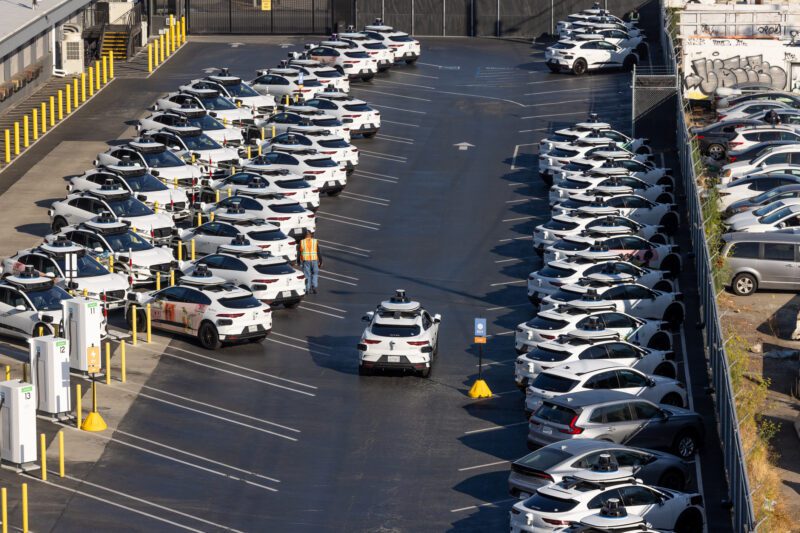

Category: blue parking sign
[474, 318, 487, 338]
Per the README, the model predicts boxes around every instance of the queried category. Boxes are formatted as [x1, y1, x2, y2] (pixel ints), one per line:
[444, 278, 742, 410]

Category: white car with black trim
[258, 110, 351, 141]
[540, 116, 650, 156]
[50, 215, 176, 286]
[141, 127, 241, 171]
[0, 266, 76, 339]
[155, 90, 255, 125]
[546, 149, 652, 184]
[553, 194, 679, 234]
[125, 265, 272, 349]
[534, 214, 667, 252]
[190, 69, 276, 115]
[362, 20, 421, 63]
[49, 184, 176, 245]
[337, 30, 395, 71]
[66, 164, 191, 222]
[250, 67, 326, 100]
[553, 158, 669, 187]
[514, 332, 677, 387]
[540, 282, 685, 328]
[286, 55, 351, 92]
[306, 41, 378, 81]
[3, 239, 129, 309]
[515, 306, 672, 356]
[177, 210, 297, 261]
[358, 290, 441, 378]
[544, 236, 680, 272]
[549, 174, 674, 205]
[181, 236, 305, 308]
[528, 252, 674, 304]
[545, 36, 637, 76]
[525, 359, 687, 414]
[137, 108, 244, 147]
[95, 140, 203, 188]
[304, 91, 380, 138]
[260, 130, 358, 173]
[242, 149, 347, 196]
[201, 170, 320, 211]
[198, 195, 316, 239]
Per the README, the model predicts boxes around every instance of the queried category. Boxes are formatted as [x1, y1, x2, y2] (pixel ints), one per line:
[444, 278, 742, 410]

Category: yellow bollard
[1, 487, 6, 533]
[76, 383, 82, 428]
[32, 109, 38, 140]
[23, 116, 28, 148]
[82, 288, 88, 298]
[196, 212, 202, 227]
[154, 201, 159, 213]
[4, 129, 9, 163]
[81, 72, 86, 101]
[21, 483, 27, 533]
[105, 343, 111, 385]
[108, 254, 114, 273]
[160, 34, 166, 63]
[73, 77, 79, 108]
[271, 125, 276, 138]
[120, 340, 126, 383]
[210, 211, 215, 222]
[102, 55, 108, 85]
[191, 238, 195, 260]
[247, 145, 252, 159]
[88, 67, 94, 97]
[227, 187, 232, 198]
[40, 433, 47, 480]
[95, 61, 101, 91]
[58, 430, 64, 477]
[182, 16, 186, 44]
[66, 84, 71, 114]
[109, 51, 114, 79]
[260, 127, 265, 141]
[156, 271, 161, 291]
[41, 102, 46, 133]
[169, 269, 175, 287]
[131, 304, 137, 346]
[4, 365, 8, 380]
[177, 240, 183, 261]
[146, 303, 152, 343]
[38, 326, 43, 337]
[215, 190, 220, 203]
[13, 122, 19, 156]
[50, 96, 55, 126]
[148, 43, 153, 72]
[58, 89, 63, 121]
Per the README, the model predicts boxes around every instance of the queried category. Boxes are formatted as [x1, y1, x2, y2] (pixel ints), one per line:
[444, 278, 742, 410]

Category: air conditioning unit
[61, 24, 84, 75]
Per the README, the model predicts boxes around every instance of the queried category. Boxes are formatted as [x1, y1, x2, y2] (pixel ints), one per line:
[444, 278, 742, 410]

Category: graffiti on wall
[684, 54, 788, 95]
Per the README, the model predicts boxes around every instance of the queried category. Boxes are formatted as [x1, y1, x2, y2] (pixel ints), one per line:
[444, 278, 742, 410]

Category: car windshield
[371, 323, 421, 337]
[181, 133, 222, 151]
[25, 285, 71, 311]
[105, 231, 154, 252]
[219, 295, 262, 309]
[222, 82, 260, 98]
[753, 201, 786, 217]
[55, 254, 108, 277]
[543, 219, 579, 231]
[198, 95, 237, 110]
[125, 174, 169, 192]
[275, 178, 310, 189]
[760, 206, 793, 224]
[318, 138, 349, 149]
[188, 114, 225, 131]
[535, 403, 578, 426]
[522, 493, 578, 513]
[551, 42, 576, 50]
[107, 198, 154, 217]
[531, 373, 579, 393]
[254, 263, 295, 275]
[563, 162, 592, 172]
[553, 240, 590, 251]
[526, 315, 570, 330]
[515, 447, 572, 471]
[247, 229, 286, 241]
[751, 187, 787, 203]
[140, 149, 185, 168]
[560, 179, 590, 190]
[537, 264, 576, 279]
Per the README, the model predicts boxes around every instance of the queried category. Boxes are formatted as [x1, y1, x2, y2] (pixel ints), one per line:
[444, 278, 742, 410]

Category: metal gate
[187, 0, 332, 34]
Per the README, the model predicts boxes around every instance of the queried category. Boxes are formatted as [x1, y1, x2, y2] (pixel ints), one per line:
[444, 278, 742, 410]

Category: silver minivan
[722, 231, 800, 295]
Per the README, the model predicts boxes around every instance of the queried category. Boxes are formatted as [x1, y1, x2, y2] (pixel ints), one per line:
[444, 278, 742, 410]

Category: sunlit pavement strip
[458, 460, 510, 472]
[381, 119, 420, 127]
[369, 103, 426, 114]
[490, 280, 527, 286]
[450, 498, 518, 513]
[464, 421, 529, 435]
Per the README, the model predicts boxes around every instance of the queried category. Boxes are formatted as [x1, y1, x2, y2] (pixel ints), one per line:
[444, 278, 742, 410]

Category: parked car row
[507, 113, 706, 532]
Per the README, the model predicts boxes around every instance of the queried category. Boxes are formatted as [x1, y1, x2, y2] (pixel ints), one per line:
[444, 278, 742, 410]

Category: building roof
[1, 0, 95, 61]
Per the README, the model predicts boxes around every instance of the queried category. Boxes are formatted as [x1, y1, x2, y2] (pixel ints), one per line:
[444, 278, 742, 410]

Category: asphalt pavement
[0, 36, 728, 532]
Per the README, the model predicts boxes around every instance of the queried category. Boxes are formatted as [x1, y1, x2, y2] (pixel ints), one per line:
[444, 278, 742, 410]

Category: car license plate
[281, 290, 291, 297]
[387, 355, 400, 363]
[541, 426, 552, 435]
[247, 325, 256, 333]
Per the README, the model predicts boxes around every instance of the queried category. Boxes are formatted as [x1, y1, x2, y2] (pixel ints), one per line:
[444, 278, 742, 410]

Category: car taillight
[304, 171, 324, 175]
[540, 334, 555, 340]
[363, 339, 381, 344]
[543, 518, 571, 526]
[297, 275, 305, 280]
[728, 141, 743, 148]
[551, 282, 564, 287]
[217, 313, 244, 318]
[344, 61, 358, 64]
[696, 134, 705, 140]
[407, 341, 429, 346]
[529, 471, 554, 482]
[253, 279, 278, 283]
[717, 114, 726, 120]
[282, 191, 296, 196]
[312, 188, 321, 192]
[729, 156, 737, 162]
[343, 114, 359, 118]
[258, 244, 271, 249]
[322, 151, 336, 155]
[559, 415, 584, 435]
[268, 217, 290, 221]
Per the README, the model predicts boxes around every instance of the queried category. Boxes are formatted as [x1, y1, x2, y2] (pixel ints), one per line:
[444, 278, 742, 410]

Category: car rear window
[247, 229, 286, 241]
[389, 35, 414, 42]
[515, 448, 572, 472]
[529, 346, 571, 363]
[550, 42, 576, 50]
[314, 118, 341, 127]
[563, 162, 592, 172]
[371, 324, 421, 337]
[543, 219, 579, 231]
[305, 158, 339, 168]
[318, 139, 350, 149]
[553, 240, 590, 251]
[254, 263, 295, 275]
[526, 315, 569, 331]
[522, 492, 578, 513]
[270, 203, 306, 214]
[344, 103, 372, 112]
[550, 148, 579, 158]
[535, 402, 578, 426]
[274, 179, 309, 189]
[531, 373, 579, 393]
[537, 264, 576, 279]
[344, 51, 370, 59]
[219, 295, 261, 309]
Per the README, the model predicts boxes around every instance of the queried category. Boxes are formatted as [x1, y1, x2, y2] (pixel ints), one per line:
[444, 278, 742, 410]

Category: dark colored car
[724, 183, 800, 217]
[727, 139, 800, 164]
[719, 91, 800, 110]
[691, 119, 762, 160]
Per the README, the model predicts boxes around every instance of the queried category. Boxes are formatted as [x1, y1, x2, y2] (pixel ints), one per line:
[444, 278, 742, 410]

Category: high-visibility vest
[300, 237, 319, 261]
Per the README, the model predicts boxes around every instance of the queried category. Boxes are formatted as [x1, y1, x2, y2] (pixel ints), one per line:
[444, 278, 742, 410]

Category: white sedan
[286, 56, 351, 92]
[137, 109, 244, 147]
[0, 266, 76, 339]
[96, 140, 204, 187]
[258, 110, 351, 141]
[545, 37, 637, 76]
[549, 175, 673, 205]
[249, 67, 326, 100]
[363, 21, 421, 63]
[260, 130, 358, 173]
[544, 235, 679, 272]
[553, 194, 679, 233]
[534, 214, 666, 251]
[243, 150, 347, 196]
[304, 92, 381, 138]
[200, 194, 316, 239]
[725, 203, 800, 233]
[201, 170, 320, 211]
[155, 90, 254, 125]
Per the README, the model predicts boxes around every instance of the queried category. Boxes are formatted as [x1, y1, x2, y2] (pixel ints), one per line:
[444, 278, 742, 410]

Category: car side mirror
[45, 272, 55, 279]
[433, 313, 442, 323]
[41, 314, 53, 323]
[647, 378, 656, 387]
[659, 409, 670, 420]
[151, 170, 160, 177]
[14, 305, 26, 312]
[362, 311, 374, 322]
[361, 315, 370, 322]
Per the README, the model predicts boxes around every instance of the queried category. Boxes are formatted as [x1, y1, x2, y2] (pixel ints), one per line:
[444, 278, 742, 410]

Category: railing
[665, 1, 757, 530]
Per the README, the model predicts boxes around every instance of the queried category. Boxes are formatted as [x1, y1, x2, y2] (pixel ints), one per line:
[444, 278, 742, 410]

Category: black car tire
[547, 64, 559, 73]
[650, 233, 667, 245]
[653, 280, 673, 292]
[647, 331, 672, 350]
[657, 176, 675, 187]
[656, 193, 674, 204]
[663, 303, 684, 330]
[572, 59, 588, 76]
[661, 392, 685, 407]
[657, 468, 687, 491]
[126, 308, 146, 332]
[635, 146, 651, 155]
[674, 508, 704, 533]
[731, 273, 757, 296]
[405, 58, 417, 64]
[51, 216, 68, 233]
[707, 143, 726, 160]
[326, 189, 343, 197]
[660, 254, 681, 277]
[284, 300, 301, 309]
[623, 55, 637, 71]
[363, 132, 377, 138]
[659, 213, 679, 236]
[673, 429, 699, 459]
[198, 321, 222, 350]
[654, 362, 677, 379]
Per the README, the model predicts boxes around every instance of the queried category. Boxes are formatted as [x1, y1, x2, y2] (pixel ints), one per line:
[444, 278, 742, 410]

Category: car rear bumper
[219, 323, 271, 342]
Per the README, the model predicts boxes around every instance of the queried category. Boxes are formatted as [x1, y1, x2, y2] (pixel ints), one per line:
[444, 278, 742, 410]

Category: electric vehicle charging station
[62, 297, 104, 374]
[29, 336, 72, 418]
[0, 380, 38, 470]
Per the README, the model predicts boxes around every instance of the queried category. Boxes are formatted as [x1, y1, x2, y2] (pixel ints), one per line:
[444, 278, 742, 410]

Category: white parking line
[505, 198, 528, 204]
[318, 243, 371, 257]
[266, 335, 334, 351]
[490, 280, 527, 287]
[372, 79, 436, 90]
[317, 211, 381, 226]
[476, 357, 517, 366]
[458, 460, 510, 472]
[450, 498, 517, 513]
[390, 71, 439, 79]
[352, 172, 398, 184]
[355, 169, 401, 181]
[370, 103, 426, 114]
[271, 331, 333, 347]
[464, 421, 528, 435]
[340, 192, 390, 206]
[374, 134, 414, 145]
[511, 143, 538, 170]
[518, 127, 550, 133]
[381, 119, 420, 127]
[297, 305, 346, 319]
[318, 274, 358, 286]
[485, 303, 530, 311]
[525, 86, 621, 96]
[376, 132, 415, 142]
[340, 191, 391, 202]
[494, 257, 523, 263]
[316, 214, 380, 230]
[352, 87, 432, 102]
[320, 269, 359, 280]
[499, 236, 533, 242]
[525, 98, 589, 107]
[521, 111, 590, 120]
[361, 152, 408, 163]
[502, 215, 537, 222]
[301, 300, 348, 312]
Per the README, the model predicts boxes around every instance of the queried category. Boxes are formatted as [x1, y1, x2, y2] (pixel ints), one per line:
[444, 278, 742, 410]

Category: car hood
[721, 161, 752, 174]
[120, 213, 175, 231]
[212, 107, 254, 121]
[724, 211, 759, 227]
[195, 147, 240, 162]
[239, 94, 276, 108]
[68, 272, 129, 293]
[127, 246, 175, 267]
[728, 219, 766, 232]
[139, 188, 190, 205]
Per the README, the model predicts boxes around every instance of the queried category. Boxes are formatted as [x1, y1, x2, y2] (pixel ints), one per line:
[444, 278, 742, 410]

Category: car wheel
[661, 392, 685, 407]
[673, 430, 699, 459]
[358, 364, 370, 376]
[659, 213, 679, 236]
[326, 189, 343, 197]
[731, 273, 757, 296]
[623, 55, 637, 71]
[248, 335, 266, 344]
[284, 300, 301, 309]
[405, 58, 417, 65]
[660, 254, 681, 277]
[572, 59, 588, 76]
[654, 362, 676, 379]
[125, 308, 146, 332]
[656, 193, 674, 204]
[650, 233, 667, 245]
[198, 321, 222, 350]
[51, 216, 68, 233]
[361, 74, 374, 82]
[547, 64, 559, 73]
[636, 43, 649, 58]
[419, 366, 431, 378]
[635, 146, 651, 155]
[362, 132, 377, 138]
[656, 176, 675, 188]
[647, 331, 672, 350]
[707, 143, 726, 160]
[675, 509, 704, 533]
[657, 468, 687, 491]
[663, 303, 684, 330]
[653, 280, 673, 292]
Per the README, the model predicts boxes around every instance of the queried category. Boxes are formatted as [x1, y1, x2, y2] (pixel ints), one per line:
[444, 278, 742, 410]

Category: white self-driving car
[95, 140, 204, 187]
[201, 170, 320, 211]
[138, 108, 245, 147]
[0, 266, 74, 339]
[534, 214, 667, 252]
[198, 194, 316, 239]
[337, 30, 395, 71]
[545, 36, 637, 75]
[189, 70, 276, 115]
[286, 55, 352, 92]
[358, 290, 441, 377]
[304, 91, 381, 138]
[260, 130, 358, 173]
[155, 89, 255, 125]
[250, 67, 326, 100]
[363, 20, 421, 63]
[141, 126, 241, 171]
[307, 41, 378, 81]
[242, 150, 347, 196]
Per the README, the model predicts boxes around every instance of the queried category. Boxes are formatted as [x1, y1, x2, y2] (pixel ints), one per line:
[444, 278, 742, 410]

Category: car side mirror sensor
[433, 313, 442, 323]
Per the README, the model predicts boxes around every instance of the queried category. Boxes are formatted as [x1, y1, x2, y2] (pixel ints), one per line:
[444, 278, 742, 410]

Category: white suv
[307, 41, 378, 81]
[304, 91, 380, 138]
[545, 37, 637, 76]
